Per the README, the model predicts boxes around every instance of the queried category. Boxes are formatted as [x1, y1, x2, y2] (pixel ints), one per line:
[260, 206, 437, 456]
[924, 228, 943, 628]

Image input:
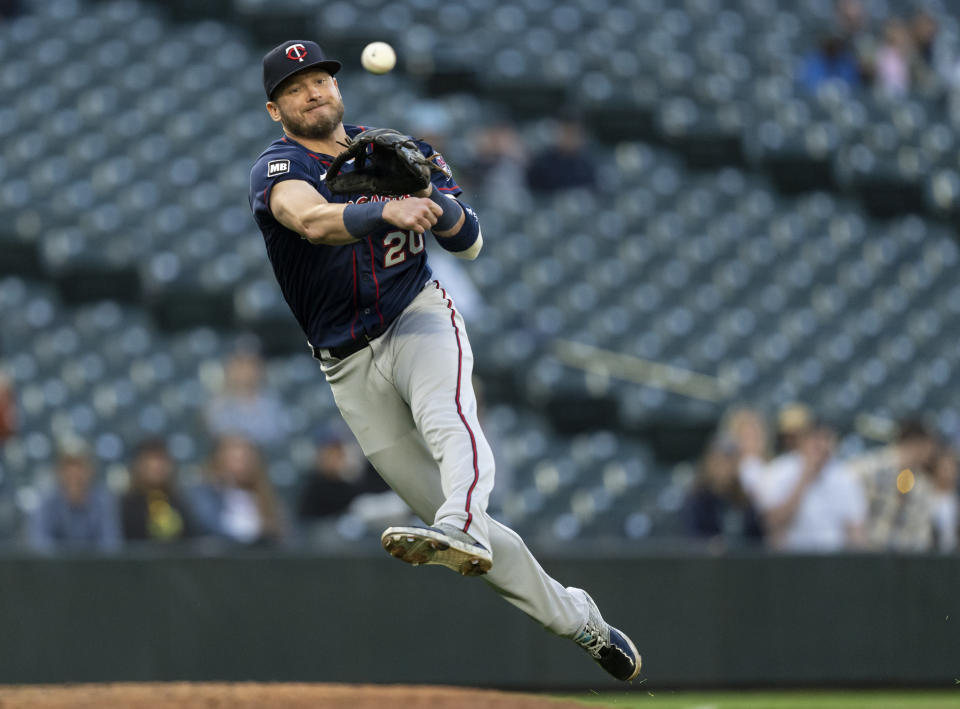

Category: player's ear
[265, 101, 282, 123]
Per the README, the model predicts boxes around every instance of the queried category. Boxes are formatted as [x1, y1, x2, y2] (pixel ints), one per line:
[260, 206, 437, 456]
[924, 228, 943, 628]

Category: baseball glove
[325, 128, 440, 196]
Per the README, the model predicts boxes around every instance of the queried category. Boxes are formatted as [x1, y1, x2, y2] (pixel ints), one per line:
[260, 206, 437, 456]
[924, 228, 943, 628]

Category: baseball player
[248, 40, 641, 682]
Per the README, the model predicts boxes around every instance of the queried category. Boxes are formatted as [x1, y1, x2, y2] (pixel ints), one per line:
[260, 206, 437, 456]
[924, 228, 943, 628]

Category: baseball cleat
[569, 587, 642, 682]
[381, 524, 492, 577]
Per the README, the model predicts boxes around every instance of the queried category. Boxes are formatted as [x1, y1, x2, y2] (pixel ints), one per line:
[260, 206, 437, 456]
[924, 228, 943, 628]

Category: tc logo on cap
[285, 43, 307, 62]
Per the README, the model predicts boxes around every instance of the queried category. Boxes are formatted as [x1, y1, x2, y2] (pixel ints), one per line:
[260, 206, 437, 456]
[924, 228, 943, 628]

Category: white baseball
[361, 41, 396, 74]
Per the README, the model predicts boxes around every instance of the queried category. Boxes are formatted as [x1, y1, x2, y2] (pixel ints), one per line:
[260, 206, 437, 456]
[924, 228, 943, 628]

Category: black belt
[311, 323, 388, 361]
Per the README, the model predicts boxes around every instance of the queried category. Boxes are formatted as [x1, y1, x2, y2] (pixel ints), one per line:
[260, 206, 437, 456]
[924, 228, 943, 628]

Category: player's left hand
[325, 128, 443, 196]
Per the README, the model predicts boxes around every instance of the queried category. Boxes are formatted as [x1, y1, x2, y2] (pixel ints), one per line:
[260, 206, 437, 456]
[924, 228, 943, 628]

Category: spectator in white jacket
[754, 422, 867, 552]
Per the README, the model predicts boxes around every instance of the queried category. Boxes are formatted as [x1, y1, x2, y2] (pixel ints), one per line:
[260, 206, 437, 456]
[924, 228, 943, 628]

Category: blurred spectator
[799, 33, 862, 93]
[723, 407, 771, 505]
[775, 402, 813, 456]
[909, 9, 953, 91]
[27, 445, 121, 553]
[835, 0, 867, 36]
[297, 424, 388, 521]
[526, 118, 597, 193]
[467, 122, 530, 210]
[911, 10, 939, 68]
[834, 0, 877, 80]
[120, 438, 198, 544]
[0, 370, 18, 538]
[204, 348, 290, 447]
[874, 18, 914, 96]
[406, 99, 454, 156]
[0, 370, 16, 445]
[0, 370, 16, 486]
[682, 435, 763, 545]
[929, 447, 958, 553]
[189, 435, 286, 545]
[755, 422, 867, 552]
[726, 404, 809, 544]
[845, 419, 938, 551]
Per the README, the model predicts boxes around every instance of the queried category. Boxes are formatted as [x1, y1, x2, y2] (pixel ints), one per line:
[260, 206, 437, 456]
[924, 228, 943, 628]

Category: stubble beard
[282, 99, 345, 141]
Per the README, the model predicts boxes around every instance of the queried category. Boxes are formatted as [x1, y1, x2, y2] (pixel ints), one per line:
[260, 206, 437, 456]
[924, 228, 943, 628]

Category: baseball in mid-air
[361, 41, 396, 74]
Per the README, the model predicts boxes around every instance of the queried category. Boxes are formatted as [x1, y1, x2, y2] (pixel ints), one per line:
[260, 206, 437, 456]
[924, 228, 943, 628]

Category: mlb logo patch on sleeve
[268, 159, 290, 176]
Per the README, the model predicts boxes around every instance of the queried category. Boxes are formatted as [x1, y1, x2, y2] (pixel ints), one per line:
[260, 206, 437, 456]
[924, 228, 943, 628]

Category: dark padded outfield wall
[0, 552, 956, 687]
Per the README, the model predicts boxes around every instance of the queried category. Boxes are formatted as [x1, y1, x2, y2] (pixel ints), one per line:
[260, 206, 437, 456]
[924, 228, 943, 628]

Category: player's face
[268, 69, 345, 140]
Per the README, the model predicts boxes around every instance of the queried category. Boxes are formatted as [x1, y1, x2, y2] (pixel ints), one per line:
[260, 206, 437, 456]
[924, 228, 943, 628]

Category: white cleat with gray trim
[381, 523, 493, 577]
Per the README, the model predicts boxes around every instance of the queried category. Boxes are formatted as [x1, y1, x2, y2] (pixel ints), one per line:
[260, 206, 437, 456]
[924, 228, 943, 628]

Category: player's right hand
[382, 197, 442, 234]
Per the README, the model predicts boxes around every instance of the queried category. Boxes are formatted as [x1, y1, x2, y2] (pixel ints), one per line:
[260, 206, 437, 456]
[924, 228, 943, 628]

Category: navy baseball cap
[263, 40, 342, 100]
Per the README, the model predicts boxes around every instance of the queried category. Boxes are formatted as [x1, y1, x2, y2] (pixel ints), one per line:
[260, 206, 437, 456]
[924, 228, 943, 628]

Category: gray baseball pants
[319, 280, 589, 636]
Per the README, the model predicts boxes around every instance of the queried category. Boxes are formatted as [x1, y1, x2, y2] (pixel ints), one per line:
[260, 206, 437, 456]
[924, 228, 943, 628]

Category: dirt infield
[0, 683, 583, 709]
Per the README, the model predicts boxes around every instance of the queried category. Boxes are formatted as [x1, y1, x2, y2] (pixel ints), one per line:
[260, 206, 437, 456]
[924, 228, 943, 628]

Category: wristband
[436, 198, 480, 253]
[342, 201, 386, 238]
[428, 188, 463, 232]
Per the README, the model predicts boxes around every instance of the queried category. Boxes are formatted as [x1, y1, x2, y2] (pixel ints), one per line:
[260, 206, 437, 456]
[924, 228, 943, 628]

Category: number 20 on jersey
[382, 230, 424, 268]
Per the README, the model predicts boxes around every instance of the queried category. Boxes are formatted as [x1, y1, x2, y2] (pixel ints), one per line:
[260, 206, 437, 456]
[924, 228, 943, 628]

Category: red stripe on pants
[434, 280, 480, 534]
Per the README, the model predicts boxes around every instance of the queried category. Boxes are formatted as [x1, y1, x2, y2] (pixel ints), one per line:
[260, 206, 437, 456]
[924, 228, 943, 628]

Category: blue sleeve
[416, 139, 461, 197]
[249, 148, 324, 220]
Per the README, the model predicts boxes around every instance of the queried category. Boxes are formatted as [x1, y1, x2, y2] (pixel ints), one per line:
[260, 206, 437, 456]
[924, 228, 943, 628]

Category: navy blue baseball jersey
[249, 124, 461, 349]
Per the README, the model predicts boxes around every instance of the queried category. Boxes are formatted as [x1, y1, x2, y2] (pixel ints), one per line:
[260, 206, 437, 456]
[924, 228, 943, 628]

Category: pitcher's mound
[0, 682, 581, 708]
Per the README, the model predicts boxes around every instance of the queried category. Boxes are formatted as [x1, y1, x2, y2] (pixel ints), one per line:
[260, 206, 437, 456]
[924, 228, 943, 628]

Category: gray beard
[283, 100, 345, 140]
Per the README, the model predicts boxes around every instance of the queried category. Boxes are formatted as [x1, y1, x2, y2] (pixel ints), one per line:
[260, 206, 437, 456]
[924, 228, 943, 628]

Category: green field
[558, 690, 960, 709]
